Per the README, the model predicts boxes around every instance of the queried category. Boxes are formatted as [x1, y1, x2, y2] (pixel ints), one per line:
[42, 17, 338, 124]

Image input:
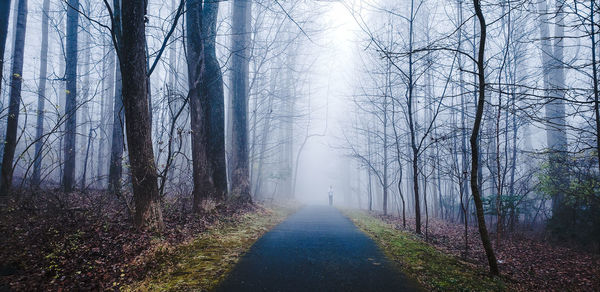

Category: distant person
[328, 185, 333, 206]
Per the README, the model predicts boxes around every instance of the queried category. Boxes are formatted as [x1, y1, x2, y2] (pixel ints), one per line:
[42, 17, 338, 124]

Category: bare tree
[31, 0, 51, 187]
[0, 0, 27, 194]
[118, 0, 163, 229]
[471, 0, 499, 276]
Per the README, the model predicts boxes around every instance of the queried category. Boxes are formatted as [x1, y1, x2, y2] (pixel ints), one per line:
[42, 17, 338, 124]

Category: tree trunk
[202, 0, 227, 200]
[97, 35, 115, 188]
[0, 0, 11, 101]
[229, 0, 252, 202]
[390, 67, 406, 226]
[424, 175, 429, 241]
[590, 0, 600, 173]
[186, 0, 214, 211]
[62, 0, 79, 193]
[471, 0, 499, 276]
[368, 169, 373, 211]
[120, 0, 163, 230]
[407, 0, 421, 233]
[32, 0, 50, 187]
[80, 0, 91, 189]
[108, 0, 124, 195]
[382, 103, 388, 215]
[108, 65, 124, 194]
[0, 0, 27, 194]
[81, 126, 94, 190]
[458, 0, 469, 251]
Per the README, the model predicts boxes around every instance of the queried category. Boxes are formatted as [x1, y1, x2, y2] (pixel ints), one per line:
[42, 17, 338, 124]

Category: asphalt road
[216, 205, 421, 292]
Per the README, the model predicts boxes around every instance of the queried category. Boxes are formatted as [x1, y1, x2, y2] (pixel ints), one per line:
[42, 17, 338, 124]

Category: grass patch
[124, 205, 296, 291]
[343, 210, 506, 292]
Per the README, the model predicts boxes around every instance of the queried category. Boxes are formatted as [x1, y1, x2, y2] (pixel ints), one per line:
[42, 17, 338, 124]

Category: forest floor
[347, 210, 600, 291]
[0, 192, 296, 291]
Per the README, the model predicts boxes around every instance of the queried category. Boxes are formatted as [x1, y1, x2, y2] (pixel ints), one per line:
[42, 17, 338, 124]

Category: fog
[293, 2, 359, 205]
[0, 0, 598, 248]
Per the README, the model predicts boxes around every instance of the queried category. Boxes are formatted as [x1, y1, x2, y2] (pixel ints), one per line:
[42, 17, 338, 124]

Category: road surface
[216, 205, 420, 292]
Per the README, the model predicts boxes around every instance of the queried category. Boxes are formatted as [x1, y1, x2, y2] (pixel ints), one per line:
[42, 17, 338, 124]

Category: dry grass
[124, 204, 296, 291]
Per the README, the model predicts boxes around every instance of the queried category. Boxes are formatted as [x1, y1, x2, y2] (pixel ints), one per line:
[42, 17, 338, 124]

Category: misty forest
[0, 0, 599, 290]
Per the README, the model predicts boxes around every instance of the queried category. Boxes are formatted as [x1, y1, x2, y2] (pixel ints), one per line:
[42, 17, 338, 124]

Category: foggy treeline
[0, 0, 598, 278]
[0, 0, 323, 226]
[340, 0, 599, 274]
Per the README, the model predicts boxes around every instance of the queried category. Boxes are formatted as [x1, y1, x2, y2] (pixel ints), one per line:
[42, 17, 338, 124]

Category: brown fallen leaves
[375, 214, 600, 291]
[0, 191, 258, 291]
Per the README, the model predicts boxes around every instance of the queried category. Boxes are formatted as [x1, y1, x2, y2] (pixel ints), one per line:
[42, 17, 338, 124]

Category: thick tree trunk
[186, 0, 214, 211]
[120, 0, 163, 230]
[32, 0, 50, 187]
[0, 0, 27, 194]
[62, 0, 79, 192]
[202, 0, 227, 200]
[0, 0, 11, 100]
[471, 0, 499, 276]
[230, 0, 252, 202]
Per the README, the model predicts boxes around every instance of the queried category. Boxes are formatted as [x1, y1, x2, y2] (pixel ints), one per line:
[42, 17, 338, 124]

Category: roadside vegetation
[126, 204, 295, 291]
[344, 210, 506, 291]
[0, 192, 296, 291]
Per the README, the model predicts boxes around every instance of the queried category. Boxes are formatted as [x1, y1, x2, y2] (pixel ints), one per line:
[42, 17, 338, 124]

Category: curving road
[216, 205, 421, 292]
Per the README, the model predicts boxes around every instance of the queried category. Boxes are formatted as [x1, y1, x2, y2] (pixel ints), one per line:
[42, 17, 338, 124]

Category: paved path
[216, 205, 421, 292]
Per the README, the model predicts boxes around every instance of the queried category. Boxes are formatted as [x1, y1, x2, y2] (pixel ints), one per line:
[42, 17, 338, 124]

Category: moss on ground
[343, 210, 506, 292]
[124, 205, 295, 292]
